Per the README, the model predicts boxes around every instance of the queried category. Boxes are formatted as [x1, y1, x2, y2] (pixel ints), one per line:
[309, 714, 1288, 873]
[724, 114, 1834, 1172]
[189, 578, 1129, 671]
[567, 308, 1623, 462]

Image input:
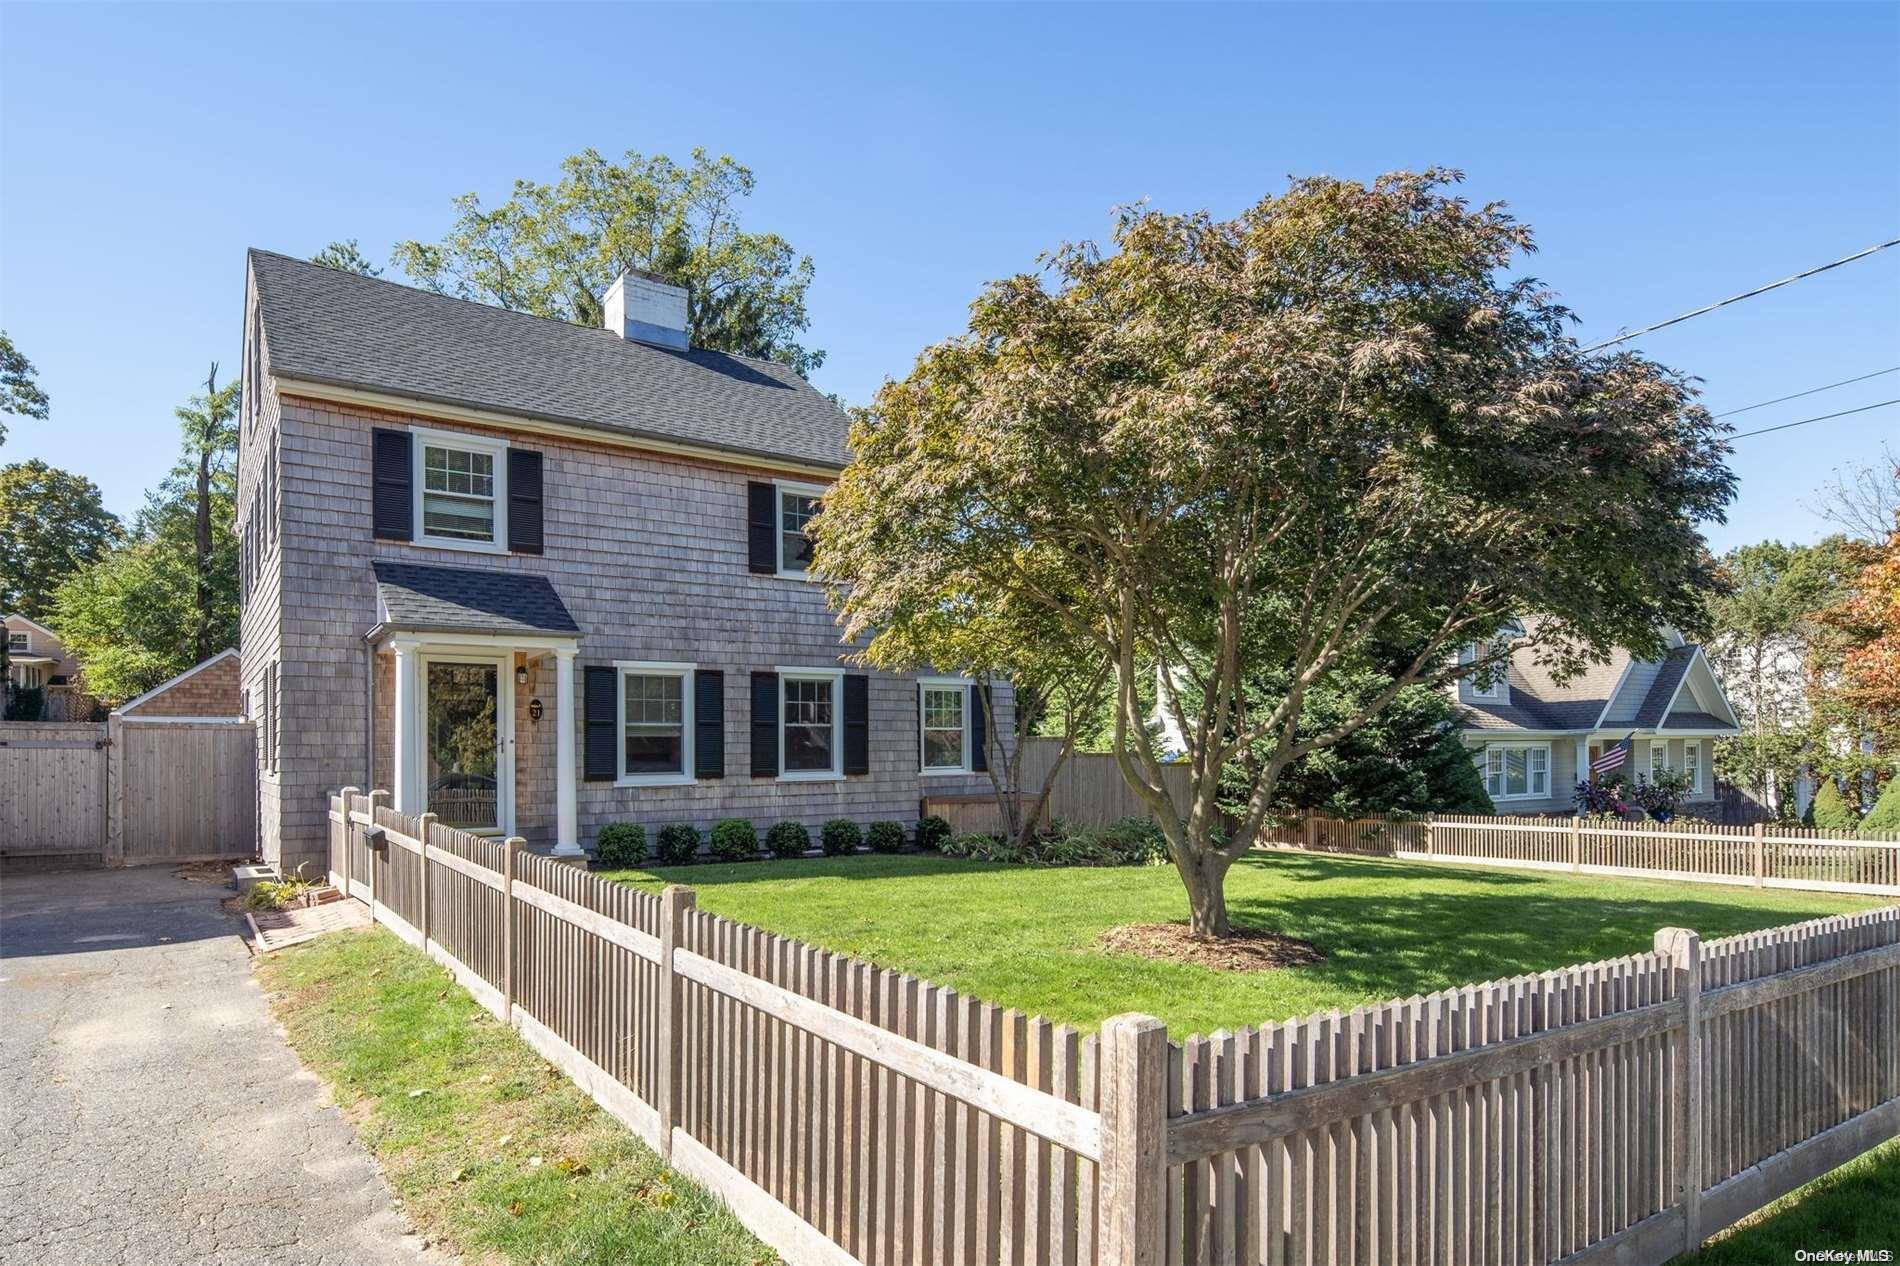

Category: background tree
[392, 148, 824, 376]
[1809, 513, 1900, 750]
[49, 376, 239, 702]
[0, 330, 52, 445]
[1811, 442, 1899, 543]
[816, 171, 1734, 936]
[1703, 538, 1849, 815]
[175, 366, 240, 662]
[0, 460, 119, 614]
[311, 239, 382, 277]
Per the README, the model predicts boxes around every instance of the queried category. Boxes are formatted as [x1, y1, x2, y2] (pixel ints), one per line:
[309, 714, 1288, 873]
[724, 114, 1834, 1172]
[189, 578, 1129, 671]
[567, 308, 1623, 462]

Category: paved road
[0, 866, 441, 1265]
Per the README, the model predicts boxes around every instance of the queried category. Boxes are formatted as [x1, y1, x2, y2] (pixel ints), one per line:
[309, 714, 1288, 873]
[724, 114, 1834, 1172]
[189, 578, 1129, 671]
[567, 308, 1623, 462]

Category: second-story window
[8, 631, 28, 654]
[777, 484, 822, 576]
[414, 429, 508, 550]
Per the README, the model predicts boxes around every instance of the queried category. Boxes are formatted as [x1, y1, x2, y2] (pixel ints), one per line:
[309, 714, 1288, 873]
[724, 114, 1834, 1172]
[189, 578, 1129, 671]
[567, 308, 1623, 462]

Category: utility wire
[1580, 239, 1900, 353]
[1727, 398, 1898, 440]
[1714, 366, 1900, 418]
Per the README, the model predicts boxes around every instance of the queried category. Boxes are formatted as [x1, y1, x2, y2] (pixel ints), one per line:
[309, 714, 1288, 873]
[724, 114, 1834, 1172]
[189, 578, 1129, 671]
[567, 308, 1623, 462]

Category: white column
[552, 648, 581, 856]
[391, 641, 419, 811]
[1575, 737, 1591, 787]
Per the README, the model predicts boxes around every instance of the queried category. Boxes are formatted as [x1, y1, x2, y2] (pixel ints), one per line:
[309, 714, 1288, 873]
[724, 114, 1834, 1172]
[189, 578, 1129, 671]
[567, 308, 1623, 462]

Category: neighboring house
[1456, 622, 1742, 814]
[118, 648, 243, 719]
[237, 251, 1007, 875]
[3, 614, 93, 720]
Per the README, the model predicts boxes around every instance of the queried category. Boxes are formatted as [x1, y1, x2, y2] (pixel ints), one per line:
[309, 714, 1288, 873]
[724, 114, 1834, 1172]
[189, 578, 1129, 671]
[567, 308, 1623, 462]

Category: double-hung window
[617, 663, 693, 784]
[1648, 740, 1670, 785]
[415, 429, 507, 550]
[781, 669, 841, 777]
[920, 679, 972, 773]
[7, 631, 27, 654]
[1682, 740, 1701, 794]
[775, 481, 825, 577]
[1483, 743, 1549, 801]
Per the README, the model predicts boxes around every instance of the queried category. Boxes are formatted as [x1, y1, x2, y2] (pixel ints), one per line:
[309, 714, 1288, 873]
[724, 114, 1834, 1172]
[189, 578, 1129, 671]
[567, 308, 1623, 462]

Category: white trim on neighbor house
[115, 647, 240, 714]
[411, 424, 510, 555]
[1480, 740, 1553, 802]
[918, 675, 976, 776]
[613, 660, 696, 787]
[772, 479, 830, 580]
[272, 377, 846, 484]
[775, 665, 845, 782]
[4, 613, 58, 644]
[1659, 647, 1742, 730]
[1592, 658, 1638, 730]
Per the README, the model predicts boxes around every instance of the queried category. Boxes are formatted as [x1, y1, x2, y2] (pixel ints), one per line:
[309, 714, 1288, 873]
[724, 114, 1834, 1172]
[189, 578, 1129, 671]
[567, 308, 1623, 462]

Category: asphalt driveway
[0, 865, 440, 1265]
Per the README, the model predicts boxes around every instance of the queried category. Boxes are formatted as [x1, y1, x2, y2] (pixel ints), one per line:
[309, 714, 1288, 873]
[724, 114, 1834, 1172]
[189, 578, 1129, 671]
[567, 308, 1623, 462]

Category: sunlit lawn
[603, 850, 1886, 1037]
[1675, 1137, 1899, 1264]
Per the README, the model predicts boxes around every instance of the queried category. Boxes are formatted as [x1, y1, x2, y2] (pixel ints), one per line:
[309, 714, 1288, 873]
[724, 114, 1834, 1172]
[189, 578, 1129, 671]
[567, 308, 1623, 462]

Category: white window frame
[919, 676, 974, 775]
[1648, 738, 1671, 785]
[774, 479, 828, 580]
[412, 426, 509, 554]
[1682, 739, 1701, 795]
[1483, 742, 1550, 801]
[6, 631, 27, 654]
[615, 660, 696, 787]
[777, 665, 844, 781]
[1461, 643, 1508, 703]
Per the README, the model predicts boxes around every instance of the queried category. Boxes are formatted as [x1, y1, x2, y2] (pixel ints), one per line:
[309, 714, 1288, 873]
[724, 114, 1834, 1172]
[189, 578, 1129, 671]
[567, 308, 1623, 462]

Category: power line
[1581, 239, 1900, 353]
[1727, 398, 1899, 440]
[1714, 366, 1900, 418]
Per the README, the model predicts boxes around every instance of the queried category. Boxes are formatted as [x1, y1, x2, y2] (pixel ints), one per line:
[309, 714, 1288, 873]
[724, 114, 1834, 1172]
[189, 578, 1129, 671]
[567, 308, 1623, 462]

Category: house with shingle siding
[237, 252, 1006, 875]
[1455, 620, 1741, 814]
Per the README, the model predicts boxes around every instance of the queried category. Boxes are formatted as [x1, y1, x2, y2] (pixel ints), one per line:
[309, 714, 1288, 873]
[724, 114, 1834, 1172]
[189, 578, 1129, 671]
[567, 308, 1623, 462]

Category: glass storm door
[424, 660, 501, 831]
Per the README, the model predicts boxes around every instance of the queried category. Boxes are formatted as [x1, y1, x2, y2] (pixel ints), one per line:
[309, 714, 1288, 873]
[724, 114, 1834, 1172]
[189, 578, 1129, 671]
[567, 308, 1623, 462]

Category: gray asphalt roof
[372, 560, 580, 636]
[1633, 646, 1697, 726]
[249, 249, 850, 470]
[1660, 710, 1733, 730]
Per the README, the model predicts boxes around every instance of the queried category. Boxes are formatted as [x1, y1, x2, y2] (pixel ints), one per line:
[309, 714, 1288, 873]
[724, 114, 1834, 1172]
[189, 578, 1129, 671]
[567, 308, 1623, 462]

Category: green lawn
[603, 851, 1887, 1036]
[1677, 1137, 1900, 1264]
[257, 927, 774, 1266]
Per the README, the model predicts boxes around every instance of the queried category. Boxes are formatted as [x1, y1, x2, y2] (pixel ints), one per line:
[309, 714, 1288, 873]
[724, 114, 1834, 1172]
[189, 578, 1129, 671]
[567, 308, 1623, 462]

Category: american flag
[1591, 735, 1633, 777]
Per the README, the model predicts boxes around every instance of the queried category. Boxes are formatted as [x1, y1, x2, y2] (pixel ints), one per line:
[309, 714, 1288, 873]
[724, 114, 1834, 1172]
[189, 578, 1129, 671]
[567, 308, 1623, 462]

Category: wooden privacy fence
[1262, 812, 1900, 896]
[923, 740, 1195, 835]
[329, 786, 1898, 1266]
[0, 717, 255, 866]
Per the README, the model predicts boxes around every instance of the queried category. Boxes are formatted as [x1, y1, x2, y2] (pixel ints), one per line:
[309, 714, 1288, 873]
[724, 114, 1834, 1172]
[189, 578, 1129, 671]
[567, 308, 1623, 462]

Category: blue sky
[2, 2, 1894, 551]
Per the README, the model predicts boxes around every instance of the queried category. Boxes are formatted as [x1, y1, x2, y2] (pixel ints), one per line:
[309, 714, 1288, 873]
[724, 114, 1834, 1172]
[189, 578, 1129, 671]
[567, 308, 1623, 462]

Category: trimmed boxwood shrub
[820, 818, 862, 856]
[1812, 780, 1857, 831]
[709, 818, 759, 862]
[915, 814, 953, 852]
[766, 820, 811, 859]
[654, 823, 700, 865]
[867, 820, 907, 854]
[1860, 773, 1900, 836]
[593, 822, 646, 868]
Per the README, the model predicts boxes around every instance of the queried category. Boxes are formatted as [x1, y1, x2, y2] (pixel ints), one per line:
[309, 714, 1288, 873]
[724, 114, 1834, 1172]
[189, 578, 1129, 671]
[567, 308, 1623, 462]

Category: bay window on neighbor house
[617, 663, 693, 785]
[780, 669, 841, 778]
[920, 678, 973, 774]
[1484, 742, 1550, 801]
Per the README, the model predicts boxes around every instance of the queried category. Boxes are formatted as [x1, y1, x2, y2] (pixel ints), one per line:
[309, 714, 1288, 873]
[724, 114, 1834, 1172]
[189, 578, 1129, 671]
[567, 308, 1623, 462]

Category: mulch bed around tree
[1097, 922, 1326, 972]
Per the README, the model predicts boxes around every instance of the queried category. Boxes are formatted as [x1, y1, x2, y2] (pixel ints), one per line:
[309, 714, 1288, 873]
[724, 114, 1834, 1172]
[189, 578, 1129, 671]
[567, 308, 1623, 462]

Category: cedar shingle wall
[279, 395, 1011, 859]
[121, 654, 243, 717]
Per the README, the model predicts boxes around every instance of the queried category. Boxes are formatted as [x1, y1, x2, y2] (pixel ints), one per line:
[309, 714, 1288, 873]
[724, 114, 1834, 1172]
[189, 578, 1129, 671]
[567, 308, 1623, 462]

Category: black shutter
[371, 428, 412, 541]
[971, 682, 989, 773]
[694, 669, 725, 779]
[843, 674, 870, 776]
[747, 481, 777, 574]
[584, 666, 617, 782]
[750, 671, 779, 777]
[507, 448, 544, 555]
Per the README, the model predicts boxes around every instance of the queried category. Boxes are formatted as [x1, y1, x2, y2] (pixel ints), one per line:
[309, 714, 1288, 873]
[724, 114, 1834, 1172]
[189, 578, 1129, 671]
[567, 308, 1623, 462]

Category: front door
[420, 655, 513, 834]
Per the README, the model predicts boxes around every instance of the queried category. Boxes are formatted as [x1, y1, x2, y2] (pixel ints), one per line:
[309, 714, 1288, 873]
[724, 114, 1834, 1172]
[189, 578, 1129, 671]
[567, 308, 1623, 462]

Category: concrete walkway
[0, 866, 442, 1265]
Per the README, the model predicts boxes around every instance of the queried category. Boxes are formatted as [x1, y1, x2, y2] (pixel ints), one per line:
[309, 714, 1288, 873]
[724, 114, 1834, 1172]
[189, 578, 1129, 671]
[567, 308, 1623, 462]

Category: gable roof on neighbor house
[1459, 629, 1738, 736]
[247, 249, 851, 472]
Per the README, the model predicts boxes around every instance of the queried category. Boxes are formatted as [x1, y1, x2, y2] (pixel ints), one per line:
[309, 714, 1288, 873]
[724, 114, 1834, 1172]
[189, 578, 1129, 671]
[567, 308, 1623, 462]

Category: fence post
[338, 785, 360, 897]
[416, 811, 437, 949]
[658, 885, 696, 1161]
[1655, 926, 1703, 1254]
[502, 836, 524, 1029]
[105, 711, 124, 864]
[1305, 814, 1318, 852]
[1098, 1012, 1168, 1266]
[1423, 814, 1435, 857]
[1751, 821, 1766, 888]
[1570, 817, 1582, 872]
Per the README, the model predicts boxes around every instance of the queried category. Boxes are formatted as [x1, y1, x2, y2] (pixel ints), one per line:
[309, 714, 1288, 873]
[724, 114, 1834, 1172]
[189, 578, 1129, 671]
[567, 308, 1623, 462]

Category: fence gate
[0, 722, 109, 865]
[0, 718, 256, 868]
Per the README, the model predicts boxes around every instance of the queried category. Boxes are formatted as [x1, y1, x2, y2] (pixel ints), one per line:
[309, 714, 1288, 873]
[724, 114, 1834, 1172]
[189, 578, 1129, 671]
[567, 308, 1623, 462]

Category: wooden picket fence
[1261, 812, 1900, 896]
[326, 787, 1899, 1266]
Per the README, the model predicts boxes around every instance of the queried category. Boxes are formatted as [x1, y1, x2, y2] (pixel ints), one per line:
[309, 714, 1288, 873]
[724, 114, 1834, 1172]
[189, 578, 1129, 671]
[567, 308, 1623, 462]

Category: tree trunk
[194, 447, 212, 664]
[1178, 847, 1235, 937]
